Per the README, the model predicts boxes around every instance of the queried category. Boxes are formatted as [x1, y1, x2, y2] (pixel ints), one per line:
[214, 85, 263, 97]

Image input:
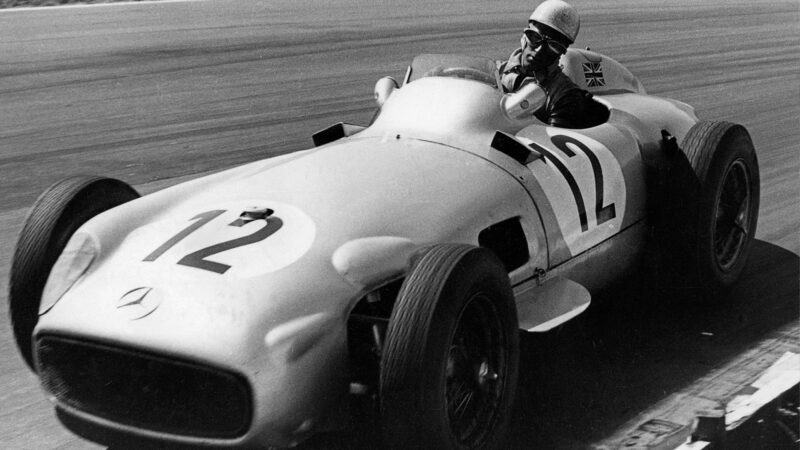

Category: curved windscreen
[406, 54, 500, 88]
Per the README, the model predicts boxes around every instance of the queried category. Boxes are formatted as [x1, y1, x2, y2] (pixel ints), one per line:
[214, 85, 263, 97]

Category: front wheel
[379, 244, 519, 449]
[9, 176, 139, 371]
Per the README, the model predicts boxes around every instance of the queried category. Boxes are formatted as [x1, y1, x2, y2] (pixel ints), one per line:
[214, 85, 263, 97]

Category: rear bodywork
[32, 50, 697, 448]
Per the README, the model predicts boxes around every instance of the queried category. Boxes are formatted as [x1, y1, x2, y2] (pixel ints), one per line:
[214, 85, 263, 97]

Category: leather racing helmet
[529, 0, 580, 44]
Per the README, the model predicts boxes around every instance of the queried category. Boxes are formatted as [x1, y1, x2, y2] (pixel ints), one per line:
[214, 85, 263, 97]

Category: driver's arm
[498, 50, 524, 93]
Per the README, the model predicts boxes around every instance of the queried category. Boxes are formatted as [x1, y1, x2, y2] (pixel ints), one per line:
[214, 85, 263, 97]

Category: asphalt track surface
[0, 1, 797, 448]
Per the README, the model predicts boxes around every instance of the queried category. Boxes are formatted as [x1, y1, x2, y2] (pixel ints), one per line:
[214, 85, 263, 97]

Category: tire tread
[379, 244, 517, 449]
[669, 120, 759, 296]
[380, 244, 475, 391]
[9, 176, 138, 370]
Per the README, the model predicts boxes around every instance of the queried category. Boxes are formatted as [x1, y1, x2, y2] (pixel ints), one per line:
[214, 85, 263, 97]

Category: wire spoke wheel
[669, 120, 760, 298]
[380, 244, 518, 450]
[446, 292, 508, 444]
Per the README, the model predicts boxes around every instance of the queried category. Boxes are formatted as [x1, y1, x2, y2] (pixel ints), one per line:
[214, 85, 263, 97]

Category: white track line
[725, 351, 799, 429]
[1, 0, 202, 13]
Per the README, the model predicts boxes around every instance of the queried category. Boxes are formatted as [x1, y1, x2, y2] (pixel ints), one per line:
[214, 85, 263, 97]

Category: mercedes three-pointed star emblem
[117, 287, 161, 320]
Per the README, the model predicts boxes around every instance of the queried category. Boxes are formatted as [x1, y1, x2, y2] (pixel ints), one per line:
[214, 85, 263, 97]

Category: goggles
[523, 28, 568, 54]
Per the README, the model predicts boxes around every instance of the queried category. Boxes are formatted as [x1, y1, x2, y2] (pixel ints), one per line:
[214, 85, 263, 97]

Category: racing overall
[500, 48, 590, 129]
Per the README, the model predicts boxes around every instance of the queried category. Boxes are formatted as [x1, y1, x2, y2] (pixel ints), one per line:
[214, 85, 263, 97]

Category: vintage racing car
[9, 49, 760, 449]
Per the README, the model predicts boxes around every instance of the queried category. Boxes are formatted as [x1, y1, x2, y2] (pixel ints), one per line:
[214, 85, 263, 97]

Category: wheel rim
[713, 159, 752, 272]
[445, 292, 508, 445]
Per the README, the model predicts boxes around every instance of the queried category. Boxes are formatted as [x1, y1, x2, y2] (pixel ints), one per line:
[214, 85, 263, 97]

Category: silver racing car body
[11, 50, 759, 449]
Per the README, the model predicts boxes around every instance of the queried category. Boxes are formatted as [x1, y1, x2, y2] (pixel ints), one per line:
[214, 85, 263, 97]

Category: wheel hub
[713, 159, 751, 272]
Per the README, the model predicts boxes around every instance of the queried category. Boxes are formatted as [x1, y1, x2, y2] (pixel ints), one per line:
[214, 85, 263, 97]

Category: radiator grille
[37, 335, 252, 439]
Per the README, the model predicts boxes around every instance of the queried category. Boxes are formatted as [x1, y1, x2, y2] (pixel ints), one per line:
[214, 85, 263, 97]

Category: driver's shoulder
[547, 68, 584, 97]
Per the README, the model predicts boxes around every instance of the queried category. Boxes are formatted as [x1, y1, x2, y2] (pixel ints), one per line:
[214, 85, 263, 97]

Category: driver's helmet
[529, 0, 580, 44]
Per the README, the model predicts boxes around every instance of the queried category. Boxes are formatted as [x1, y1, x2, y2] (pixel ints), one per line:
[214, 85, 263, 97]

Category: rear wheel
[379, 244, 518, 449]
[668, 121, 760, 297]
[9, 176, 139, 371]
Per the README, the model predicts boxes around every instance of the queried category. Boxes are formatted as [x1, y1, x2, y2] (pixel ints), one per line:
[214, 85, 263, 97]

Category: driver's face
[520, 24, 565, 72]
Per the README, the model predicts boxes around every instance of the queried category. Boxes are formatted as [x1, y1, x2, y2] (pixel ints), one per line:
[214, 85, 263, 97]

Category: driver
[499, 0, 590, 129]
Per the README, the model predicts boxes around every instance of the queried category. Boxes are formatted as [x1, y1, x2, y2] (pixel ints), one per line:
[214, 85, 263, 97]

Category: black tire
[379, 244, 519, 450]
[668, 121, 760, 296]
[9, 176, 139, 371]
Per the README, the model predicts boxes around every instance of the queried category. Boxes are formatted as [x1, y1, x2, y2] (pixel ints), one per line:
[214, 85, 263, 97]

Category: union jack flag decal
[582, 62, 605, 87]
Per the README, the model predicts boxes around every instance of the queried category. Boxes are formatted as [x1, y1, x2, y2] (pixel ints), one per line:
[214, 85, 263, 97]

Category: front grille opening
[37, 335, 252, 439]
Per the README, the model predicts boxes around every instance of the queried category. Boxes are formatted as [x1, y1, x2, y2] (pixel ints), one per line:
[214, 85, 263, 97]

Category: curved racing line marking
[528, 129, 627, 259]
[529, 134, 618, 234]
[551, 134, 617, 227]
[529, 141, 589, 232]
